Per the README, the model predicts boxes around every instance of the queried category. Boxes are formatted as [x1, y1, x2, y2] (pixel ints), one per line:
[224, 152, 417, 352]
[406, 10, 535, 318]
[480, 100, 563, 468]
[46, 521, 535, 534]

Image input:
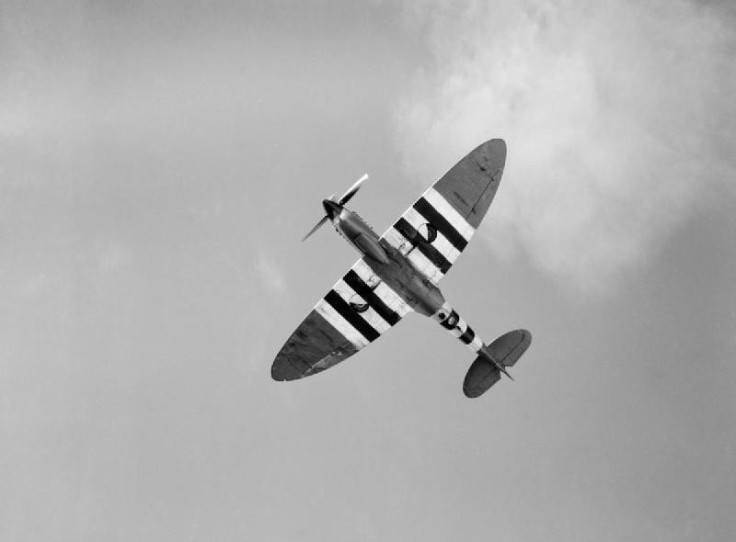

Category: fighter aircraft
[271, 139, 531, 398]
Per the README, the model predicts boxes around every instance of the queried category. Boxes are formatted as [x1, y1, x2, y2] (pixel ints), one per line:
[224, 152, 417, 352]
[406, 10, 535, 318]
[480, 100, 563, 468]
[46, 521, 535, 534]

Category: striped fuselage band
[433, 304, 485, 354]
[459, 326, 475, 344]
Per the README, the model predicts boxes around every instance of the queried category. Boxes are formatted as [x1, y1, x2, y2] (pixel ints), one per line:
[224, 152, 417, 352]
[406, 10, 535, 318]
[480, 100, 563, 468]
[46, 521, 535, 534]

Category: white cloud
[395, 0, 736, 295]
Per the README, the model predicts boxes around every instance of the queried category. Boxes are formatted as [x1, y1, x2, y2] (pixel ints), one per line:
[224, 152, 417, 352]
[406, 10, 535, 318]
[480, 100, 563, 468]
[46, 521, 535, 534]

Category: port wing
[271, 259, 413, 380]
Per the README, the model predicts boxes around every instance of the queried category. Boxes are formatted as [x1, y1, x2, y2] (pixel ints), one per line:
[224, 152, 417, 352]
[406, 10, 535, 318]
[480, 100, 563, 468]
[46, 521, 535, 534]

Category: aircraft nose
[322, 199, 341, 219]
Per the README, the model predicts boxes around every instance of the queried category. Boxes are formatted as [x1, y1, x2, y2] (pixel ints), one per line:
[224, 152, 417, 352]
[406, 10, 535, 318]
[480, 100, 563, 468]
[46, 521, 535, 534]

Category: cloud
[395, 0, 736, 295]
[255, 254, 287, 299]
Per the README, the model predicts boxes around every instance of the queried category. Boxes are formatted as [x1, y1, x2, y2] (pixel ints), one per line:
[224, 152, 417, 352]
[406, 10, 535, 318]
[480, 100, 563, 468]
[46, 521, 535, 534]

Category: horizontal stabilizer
[487, 329, 531, 368]
[463, 329, 531, 398]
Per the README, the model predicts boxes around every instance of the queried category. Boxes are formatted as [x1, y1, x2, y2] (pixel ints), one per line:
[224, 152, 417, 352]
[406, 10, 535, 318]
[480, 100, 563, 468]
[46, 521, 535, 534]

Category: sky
[1, 1, 735, 541]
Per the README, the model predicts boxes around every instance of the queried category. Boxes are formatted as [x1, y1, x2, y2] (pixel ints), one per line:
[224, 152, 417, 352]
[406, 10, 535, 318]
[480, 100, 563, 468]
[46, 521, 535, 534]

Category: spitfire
[272, 139, 531, 398]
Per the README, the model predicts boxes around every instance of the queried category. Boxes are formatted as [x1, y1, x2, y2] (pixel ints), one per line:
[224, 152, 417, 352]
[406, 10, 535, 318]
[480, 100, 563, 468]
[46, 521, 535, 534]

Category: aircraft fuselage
[325, 199, 446, 317]
[325, 199, 513, 380]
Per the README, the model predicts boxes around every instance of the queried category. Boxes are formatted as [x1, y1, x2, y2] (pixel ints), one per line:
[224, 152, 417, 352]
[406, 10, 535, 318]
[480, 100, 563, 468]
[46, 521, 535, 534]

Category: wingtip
[271, 354, 302, 382]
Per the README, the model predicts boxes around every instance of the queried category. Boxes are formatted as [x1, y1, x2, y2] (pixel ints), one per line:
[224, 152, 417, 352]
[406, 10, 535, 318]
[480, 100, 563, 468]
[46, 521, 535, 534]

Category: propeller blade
[337, 173, 369, 206]
[301, 215, 329, 242]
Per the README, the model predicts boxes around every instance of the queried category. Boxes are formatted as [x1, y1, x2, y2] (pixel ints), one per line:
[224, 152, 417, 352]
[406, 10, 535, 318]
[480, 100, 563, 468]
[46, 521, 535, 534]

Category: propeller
[337, 173, 368, 205]
[301, 215, 330, 242]
[302, 174, 369, 242]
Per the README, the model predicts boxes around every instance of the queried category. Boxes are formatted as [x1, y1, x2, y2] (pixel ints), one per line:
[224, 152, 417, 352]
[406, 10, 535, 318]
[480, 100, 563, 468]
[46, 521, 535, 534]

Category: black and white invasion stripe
[315, 260, 412, 349]
[382, 187, 475, 285]
[433, 302, 485, 353]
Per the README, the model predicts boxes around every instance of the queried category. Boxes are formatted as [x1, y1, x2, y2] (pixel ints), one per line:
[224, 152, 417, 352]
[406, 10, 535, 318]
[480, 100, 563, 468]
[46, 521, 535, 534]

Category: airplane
[271, 139, 531, 398]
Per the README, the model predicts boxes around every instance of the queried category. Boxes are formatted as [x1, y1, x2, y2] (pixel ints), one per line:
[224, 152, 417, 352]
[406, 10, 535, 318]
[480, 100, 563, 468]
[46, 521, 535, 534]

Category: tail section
[464, 330, 531, 398]
[432, 302, 531, 398]
[433, 302, 485, 354]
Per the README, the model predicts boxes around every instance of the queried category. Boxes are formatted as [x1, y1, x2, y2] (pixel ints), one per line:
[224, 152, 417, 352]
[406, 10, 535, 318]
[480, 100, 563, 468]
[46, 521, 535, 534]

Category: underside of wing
[271, 309, 359, 381]
[272, 259, 412, 381]
[381, 139, 506, 284]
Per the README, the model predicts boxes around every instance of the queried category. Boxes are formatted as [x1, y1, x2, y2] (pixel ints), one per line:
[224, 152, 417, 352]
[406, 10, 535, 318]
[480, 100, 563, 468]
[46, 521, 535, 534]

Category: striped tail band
[433, 302, 484, 353]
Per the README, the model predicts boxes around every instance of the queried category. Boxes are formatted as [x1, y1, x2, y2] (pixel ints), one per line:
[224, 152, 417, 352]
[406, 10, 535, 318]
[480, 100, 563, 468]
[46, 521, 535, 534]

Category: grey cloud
[395, 0, 736, 295]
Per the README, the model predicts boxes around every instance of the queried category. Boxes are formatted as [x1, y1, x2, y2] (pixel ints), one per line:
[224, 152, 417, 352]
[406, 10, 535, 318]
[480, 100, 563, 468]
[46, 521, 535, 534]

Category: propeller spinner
[302, 174, 369, 242]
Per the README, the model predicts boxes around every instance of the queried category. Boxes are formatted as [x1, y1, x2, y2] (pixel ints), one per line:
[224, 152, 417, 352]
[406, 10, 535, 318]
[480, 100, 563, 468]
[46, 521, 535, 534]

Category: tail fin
[463, 329, 532, 398]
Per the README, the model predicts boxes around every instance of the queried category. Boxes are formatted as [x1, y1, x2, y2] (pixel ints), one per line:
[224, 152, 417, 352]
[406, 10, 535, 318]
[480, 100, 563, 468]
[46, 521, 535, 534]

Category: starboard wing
[381, 139, 506, 284]
[272, 259, 413, 381]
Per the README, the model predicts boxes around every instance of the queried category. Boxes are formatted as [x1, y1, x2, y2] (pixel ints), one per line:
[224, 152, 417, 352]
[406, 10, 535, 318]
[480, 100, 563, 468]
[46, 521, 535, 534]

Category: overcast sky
[1, 1, 735, 541]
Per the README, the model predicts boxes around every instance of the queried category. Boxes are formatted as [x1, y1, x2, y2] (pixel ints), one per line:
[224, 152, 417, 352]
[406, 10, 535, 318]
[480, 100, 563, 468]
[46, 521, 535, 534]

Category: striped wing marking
[314, 259, 412, 349]
[381, 186, 475, 285]
[272, 259, 412, 380]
